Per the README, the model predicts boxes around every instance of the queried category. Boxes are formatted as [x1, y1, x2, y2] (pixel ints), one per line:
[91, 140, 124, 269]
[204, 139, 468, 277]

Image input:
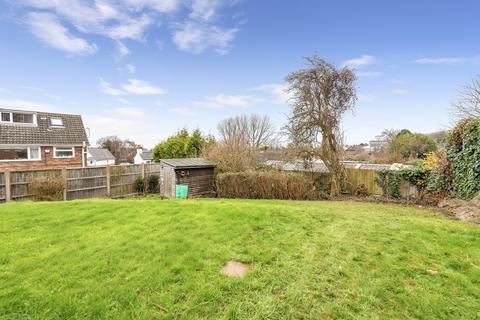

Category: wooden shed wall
[176, 167, 214, 197]
[160, 165, 176, 198]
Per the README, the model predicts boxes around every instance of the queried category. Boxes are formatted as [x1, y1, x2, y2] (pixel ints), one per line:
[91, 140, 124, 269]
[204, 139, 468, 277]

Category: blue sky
[0, 0, 479, 148]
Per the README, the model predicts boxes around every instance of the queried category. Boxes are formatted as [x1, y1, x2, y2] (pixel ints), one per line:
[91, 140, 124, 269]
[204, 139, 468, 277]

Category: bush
[30, 176, 65, 201]
[446, 118, 480, 199]
[147, 174, 160, 193]
[134, 176, 145, 193]
[354, 184, 369, 197]
[375, 170, 401, 199]
[216, 171, 316, 200]
[134, 175, 160, 194]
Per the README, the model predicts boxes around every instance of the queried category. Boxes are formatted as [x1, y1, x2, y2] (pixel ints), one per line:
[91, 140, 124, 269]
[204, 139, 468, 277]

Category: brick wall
[0, 146, 85, 170]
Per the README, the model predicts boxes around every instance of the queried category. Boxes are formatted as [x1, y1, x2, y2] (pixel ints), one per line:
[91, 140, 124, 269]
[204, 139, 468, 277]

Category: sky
[0, 0, 479, 148]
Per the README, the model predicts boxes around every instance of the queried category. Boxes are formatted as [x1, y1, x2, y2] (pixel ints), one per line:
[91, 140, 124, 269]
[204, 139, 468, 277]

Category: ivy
[375, 170, 402, 199]
[446, 118, 480, 199]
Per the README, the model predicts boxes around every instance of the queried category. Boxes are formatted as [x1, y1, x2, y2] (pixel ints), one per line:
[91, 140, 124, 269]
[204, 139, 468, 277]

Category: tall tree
[152, 128, 213, 161]
[97, 136, 140, 164]
[285, 56, 357, 196]
[217, 114, 276, 149]
[453, 75, 480, 120]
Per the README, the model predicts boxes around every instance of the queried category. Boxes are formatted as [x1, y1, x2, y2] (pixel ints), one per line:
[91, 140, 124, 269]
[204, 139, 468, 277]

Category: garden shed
[159, 158, 215, 198]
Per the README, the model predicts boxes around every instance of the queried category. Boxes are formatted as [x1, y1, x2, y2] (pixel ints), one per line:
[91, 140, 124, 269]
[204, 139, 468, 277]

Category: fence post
[141, 163, 145, 179]
[62, 168, 67, 201]
[4, 170, 11, 203]
[106, 165, 111, 197]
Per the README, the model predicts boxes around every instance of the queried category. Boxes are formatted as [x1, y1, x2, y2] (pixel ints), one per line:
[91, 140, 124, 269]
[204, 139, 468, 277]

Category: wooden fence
[343, 168, 417, 197]
[0, 164, 162, 203]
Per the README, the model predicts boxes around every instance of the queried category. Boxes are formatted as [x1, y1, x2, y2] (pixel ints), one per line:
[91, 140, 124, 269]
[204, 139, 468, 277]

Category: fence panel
[110, 165, 142, 198]
[145, 163, 162, 175]
[0, 172, 5, 203]
[67, 167, 107, 200]
[10, 169, 62, 201]
[344, 168, 383, 195]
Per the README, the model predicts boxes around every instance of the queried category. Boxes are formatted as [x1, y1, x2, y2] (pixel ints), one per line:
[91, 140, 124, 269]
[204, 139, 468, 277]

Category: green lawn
[0, 199, 479, 319]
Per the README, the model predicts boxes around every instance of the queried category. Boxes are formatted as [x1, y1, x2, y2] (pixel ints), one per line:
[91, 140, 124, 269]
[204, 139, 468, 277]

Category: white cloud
[392, 89, 408, 94]
[190, 0, 221, 21]
[122, 79, 165, 95]
[115, 41, 130, 60]
[170, 107, 194, 116]
[26, 12, 97, 55]
[255, 84, 291, 104]
[195, 94, 256, 108]
[114, 107, 145, 117]
[126, 64, 136, 74]
[172, 22, 237, 54]
[17, 0, 239, 56]
[99, 78, 164, 96]
[357, 71, 382, 78]
[414, 57, 467, 65]
[343, 55, 376, 68]
[116, 98, 130, 104]
[0, 99, 60, 112]
[99, 78, 123, 96]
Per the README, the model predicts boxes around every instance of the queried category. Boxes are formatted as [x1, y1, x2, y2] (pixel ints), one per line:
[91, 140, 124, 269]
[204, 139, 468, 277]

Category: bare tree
[97, 136, 140, 164]
[217, 114, 276, 148]
[285, 56, 357, 196]
[453, 75, 480, 120]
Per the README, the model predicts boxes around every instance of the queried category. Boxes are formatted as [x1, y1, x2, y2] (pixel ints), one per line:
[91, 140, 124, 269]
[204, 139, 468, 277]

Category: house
[159, 158, 215, 198]
[87, 148, 115, 166]
[0, 108, 88, 169]
[134, 148, 153, 164]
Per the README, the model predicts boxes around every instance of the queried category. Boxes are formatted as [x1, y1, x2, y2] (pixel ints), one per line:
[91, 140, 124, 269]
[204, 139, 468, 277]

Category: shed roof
[0, 108, 88, 145]
[88, 148, 115, 161]
[161, 158, 215, 169]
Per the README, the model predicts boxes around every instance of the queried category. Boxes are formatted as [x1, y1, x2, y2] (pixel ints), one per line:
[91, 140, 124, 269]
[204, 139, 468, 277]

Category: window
[0, 147, 40, 161]
[54, 147, 74, 158]
[1, 112, 10, 122]
[0, 111, 36, 124]
[50, 118, 63, 126]
[12, 113, 34, 124]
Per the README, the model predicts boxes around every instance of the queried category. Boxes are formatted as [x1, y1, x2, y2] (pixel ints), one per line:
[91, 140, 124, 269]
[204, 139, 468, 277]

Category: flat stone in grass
[221, 261, 249, 278]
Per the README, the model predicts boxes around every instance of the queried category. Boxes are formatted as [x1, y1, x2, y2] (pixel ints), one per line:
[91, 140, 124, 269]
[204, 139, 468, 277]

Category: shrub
[30, 176, 65, 201]
[446, 118, 480, 199]
[134, 175, 160, 194]
[134, 176, 145, 193]
[354, 184, 369, 197]
[375, 170, 401, 199]
[147, 174, 160, 193]
[216, 171, 316, 200]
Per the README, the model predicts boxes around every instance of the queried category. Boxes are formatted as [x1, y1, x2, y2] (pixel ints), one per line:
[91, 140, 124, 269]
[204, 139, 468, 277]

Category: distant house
[0, 108, 88, 169]
[87, 148, 115, 166]
[134, 148, 153, 164]
[364, 140, 388, 153]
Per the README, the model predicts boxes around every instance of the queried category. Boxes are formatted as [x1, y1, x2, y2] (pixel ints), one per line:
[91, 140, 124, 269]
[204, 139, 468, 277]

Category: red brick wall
[0, 146, 85, 170]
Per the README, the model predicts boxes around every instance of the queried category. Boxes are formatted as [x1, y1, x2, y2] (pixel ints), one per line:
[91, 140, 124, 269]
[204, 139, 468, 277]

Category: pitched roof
[161, 158, 215, 169]
[140, 150, 153, 161]
[0, 108, 88, 145]
[87, 148, 115, 161]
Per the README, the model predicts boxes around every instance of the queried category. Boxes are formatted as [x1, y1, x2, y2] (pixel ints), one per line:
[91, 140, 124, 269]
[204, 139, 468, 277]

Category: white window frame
[50, 118, 64, 126]
[0, 146, 41, 162]
[53, 147, 75, 158]
[0, 111, 37, 125]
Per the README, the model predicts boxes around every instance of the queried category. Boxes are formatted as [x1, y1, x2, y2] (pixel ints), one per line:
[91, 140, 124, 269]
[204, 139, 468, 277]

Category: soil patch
[221, 261, 249, 278]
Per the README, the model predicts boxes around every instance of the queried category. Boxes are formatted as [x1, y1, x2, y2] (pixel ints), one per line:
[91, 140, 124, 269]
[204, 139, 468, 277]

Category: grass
[0, 198, 479, 319]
